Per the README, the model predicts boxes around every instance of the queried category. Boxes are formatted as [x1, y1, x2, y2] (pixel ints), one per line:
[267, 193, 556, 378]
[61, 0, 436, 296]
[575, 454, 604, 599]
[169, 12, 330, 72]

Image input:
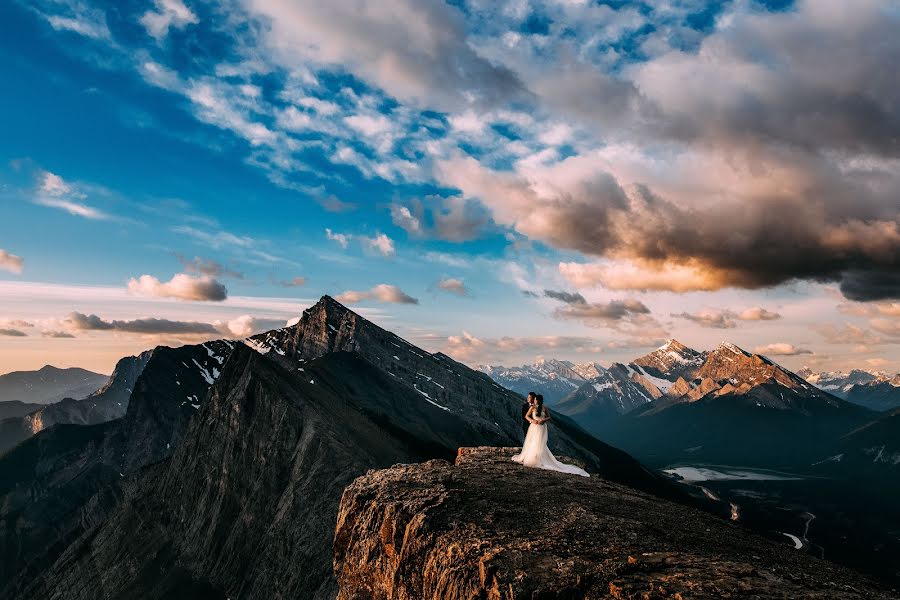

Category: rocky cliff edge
[333, 446, 893, 599]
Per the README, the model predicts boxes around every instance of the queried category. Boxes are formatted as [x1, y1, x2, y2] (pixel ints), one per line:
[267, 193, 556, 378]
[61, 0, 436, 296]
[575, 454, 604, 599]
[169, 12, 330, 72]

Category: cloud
[326, 229, 395, 256]
[335, 284, 418, 304]
[141, 0, 199, 41]
[214, 315, 287, 337]
[0, 249, 24, 274]
[37, 1, 111, 40]
[0, 319, 33, 328]
[64, 312, 219, 334]
[870, 318, 900, 338]
[816, 324, 883, 346]
[436, 152, 900, 301]
[276, 276, 307, 287]
[245, 0, 526, 111]
[443, 331, 603, 363]
[553, 298, 652, 328]
[674, 306, 782, 328]
[0, 328, 27, 337]
[359, 233, 395, 257]
[34, 171, 111, 220]
[543, 290, 586, 305]
[325, 228, 351, 249]
[41, 330, 76, 338]
[738, 307, 782, 321]
[672, 309, 736, 329]
[390, 196, 491, 242]
[436, 277, 468, 296]
[753, 343, 812, 357]
[176, 255, 244, 279]
[127, 273, 228, 302]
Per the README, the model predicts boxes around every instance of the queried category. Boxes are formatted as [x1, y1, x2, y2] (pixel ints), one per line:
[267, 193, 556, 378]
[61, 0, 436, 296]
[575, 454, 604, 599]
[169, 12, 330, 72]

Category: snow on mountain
[478, 358, 592, 403]
[798, 368, 900, 411]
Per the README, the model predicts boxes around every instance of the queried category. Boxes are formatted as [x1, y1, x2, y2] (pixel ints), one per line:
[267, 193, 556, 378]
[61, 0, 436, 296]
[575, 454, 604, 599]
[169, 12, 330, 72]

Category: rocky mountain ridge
[1, 296, 682, 600]
[333, 446, 894, 599]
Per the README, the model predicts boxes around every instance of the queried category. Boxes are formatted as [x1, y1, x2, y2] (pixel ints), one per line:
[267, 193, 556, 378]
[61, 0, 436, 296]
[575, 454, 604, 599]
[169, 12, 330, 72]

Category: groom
[521, 391, 536, 440]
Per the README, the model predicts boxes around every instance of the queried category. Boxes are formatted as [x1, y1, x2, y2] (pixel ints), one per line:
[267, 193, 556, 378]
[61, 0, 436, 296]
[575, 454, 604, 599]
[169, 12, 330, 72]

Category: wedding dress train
[511, 419, 590, 477]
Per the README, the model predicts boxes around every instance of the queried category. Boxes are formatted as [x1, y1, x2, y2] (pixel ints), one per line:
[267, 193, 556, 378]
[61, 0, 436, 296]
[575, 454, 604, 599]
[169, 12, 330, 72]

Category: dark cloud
[673, 310, 737, 329]
[42, 330, 76, 338]
[554, 299, 650, 322]
[543, 289, 586, 305]
[0, 328, 26, 337]
[390, 195, 492, 242]
[65, 312, 218, 334]
[839, 270, 900, 302]
[176, 255, 244, 279]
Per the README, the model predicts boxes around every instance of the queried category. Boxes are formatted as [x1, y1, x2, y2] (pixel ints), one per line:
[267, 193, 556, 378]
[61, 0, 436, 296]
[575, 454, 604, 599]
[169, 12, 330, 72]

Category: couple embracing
[512, 391, 589, 477]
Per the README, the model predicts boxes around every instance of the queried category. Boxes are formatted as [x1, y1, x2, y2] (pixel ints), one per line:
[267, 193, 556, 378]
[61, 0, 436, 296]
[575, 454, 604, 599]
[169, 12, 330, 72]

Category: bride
[512, 394, 589, 477]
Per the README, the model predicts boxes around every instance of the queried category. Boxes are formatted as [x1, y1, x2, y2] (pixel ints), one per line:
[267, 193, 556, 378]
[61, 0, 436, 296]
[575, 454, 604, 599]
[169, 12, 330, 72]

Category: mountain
[477, 358, 599, 403]
[553, 339, 703, 429]
[554, 363, 660, 432]
[799, 368, 900, 411]
[0, 365, 107, 404]
[333, 446, 894, 599]
[0, 351, 153, 456]
[0, 341, 233, 596]
[844, 376, 900, 411]
[2, 296, 679, 600]
[568, 341, 875, 468]
[816, 408, 900, 479]
[0, 401, 42, 420]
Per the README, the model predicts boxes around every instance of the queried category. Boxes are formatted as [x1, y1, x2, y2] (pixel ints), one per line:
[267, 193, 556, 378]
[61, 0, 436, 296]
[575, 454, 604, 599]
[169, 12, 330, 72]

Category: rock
[333, 447, 895, 599]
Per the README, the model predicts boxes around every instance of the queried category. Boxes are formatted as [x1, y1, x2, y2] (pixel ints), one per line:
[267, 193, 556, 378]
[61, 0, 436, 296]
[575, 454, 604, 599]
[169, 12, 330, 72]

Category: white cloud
[359, 233, 395, 257]
[753, 343, 812, 356]
[34, 171, 112, 220]
[0, 250, 24, 274]
[127, 273, 228, 302]
[141, 0, 199, 41]
[325, 228, 351, 249]
[214, 314, 286, 337]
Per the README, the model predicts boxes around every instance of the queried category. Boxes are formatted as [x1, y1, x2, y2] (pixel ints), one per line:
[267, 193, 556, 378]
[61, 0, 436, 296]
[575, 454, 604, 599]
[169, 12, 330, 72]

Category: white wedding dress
[512, 408, 589, 477]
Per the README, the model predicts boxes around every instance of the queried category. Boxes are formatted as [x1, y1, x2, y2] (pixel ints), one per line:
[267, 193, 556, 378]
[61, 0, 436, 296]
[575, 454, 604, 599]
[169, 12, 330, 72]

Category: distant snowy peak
[571, 361, 606, 380]
[478, 357, 596, 403]
[632, 339, 706, 381]
[799, 368, 900, 411]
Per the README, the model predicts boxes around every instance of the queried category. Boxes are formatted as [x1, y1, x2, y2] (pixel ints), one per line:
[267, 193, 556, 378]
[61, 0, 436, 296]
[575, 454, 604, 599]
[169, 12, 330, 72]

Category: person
[512, 393, 589, 477]
[521, 391, 536, 441]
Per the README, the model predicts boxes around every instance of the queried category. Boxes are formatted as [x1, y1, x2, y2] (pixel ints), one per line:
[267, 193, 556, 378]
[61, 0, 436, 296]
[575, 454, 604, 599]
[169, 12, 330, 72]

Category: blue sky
[1, 0, 898, 375]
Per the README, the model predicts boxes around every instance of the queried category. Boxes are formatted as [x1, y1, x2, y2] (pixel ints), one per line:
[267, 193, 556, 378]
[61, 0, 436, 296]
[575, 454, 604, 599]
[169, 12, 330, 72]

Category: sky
[0, 0, 898, 376]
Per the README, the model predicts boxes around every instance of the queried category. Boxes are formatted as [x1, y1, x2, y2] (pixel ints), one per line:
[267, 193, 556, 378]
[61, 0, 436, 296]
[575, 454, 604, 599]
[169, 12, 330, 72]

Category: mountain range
[798, 367, 900, 412]
[0, 296, 686, 600]
[0, 365, 107, 405]
[2, 299, 897, 596]
[477, 358, 604, 403]
[482, 339, 883, 468]
[0, 351, 152, 455]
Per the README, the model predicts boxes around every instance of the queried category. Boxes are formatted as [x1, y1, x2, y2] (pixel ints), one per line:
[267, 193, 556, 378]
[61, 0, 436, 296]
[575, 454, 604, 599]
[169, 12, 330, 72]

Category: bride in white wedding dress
[512, 395, 590, 477]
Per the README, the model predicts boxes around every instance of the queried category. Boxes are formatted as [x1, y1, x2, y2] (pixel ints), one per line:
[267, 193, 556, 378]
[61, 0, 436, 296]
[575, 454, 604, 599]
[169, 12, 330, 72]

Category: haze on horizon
[0, 0, 898, 376]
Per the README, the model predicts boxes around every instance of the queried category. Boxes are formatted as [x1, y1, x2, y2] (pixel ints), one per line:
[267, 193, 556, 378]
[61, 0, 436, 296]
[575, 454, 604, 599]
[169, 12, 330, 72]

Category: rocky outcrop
[334, 447, 894, 599]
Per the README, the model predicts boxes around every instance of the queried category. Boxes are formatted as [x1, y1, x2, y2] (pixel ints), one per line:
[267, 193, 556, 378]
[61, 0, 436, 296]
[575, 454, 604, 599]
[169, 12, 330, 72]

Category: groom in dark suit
[521, 391, 536, 440]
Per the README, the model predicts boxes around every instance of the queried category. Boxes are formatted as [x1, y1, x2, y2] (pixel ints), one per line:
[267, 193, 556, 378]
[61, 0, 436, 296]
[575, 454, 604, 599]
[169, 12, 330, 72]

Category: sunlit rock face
[333, 447, 893, 600]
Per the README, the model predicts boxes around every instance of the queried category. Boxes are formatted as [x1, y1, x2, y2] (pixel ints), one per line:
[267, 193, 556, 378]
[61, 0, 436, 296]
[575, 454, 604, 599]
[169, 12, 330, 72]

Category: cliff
[333, 447, 894, 599]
